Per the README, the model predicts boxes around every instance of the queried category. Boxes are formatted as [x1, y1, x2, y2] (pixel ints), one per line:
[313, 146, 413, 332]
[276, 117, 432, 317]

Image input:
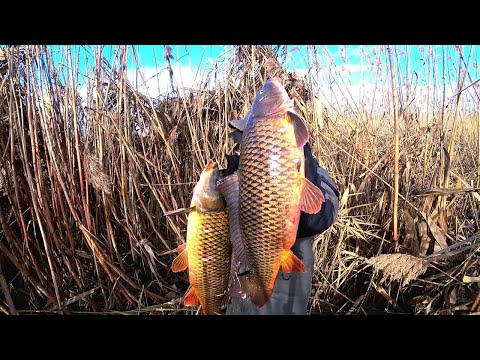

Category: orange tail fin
[184, 286, 200, 306]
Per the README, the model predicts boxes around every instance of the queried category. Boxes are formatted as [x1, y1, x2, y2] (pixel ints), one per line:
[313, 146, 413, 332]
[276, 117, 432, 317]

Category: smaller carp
[167, 160, 231, 315]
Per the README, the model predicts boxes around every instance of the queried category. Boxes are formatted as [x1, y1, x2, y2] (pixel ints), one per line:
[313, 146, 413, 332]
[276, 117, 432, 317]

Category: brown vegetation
[0, 45, 479, 314]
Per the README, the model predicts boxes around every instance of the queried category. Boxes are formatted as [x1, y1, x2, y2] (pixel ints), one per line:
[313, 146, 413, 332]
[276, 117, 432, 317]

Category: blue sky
[49, 45, 479, 87]
[44, 45, 480, 113]
[136, 45, 478, 80]
[135, 45, 476, 89]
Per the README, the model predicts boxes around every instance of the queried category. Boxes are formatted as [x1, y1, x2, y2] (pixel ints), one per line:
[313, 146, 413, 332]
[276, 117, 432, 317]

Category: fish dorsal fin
[164, 206, 195, 217]
[287, 111, 309, 148]
[184, 286, 200, 306]
[300, 177, 325, 214]
[228, 118, 248, 131]
[171, 245, 188, 272]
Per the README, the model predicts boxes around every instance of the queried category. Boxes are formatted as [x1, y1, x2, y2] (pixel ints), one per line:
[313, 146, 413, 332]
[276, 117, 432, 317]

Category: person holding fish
[168, 78, 339, 315]
[220, 78, 340, 315]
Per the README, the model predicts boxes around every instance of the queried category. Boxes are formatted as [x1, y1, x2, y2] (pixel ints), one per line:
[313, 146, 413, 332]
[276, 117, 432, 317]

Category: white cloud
[315, 81, 471, 117]
[126, 65, 198, 98]
[294, 63, 378, 83]
[291, 67, 471, 116]
[339, 64, 372, 75]
[122, 62, 234, 99]
[78, 84, 88, 107]
[74, 64, 223, 107]
[73, 61, 477, 121]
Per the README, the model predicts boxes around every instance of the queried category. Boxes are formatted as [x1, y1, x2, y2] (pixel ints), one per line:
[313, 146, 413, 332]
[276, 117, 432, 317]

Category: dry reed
[0, 45, 479, 315]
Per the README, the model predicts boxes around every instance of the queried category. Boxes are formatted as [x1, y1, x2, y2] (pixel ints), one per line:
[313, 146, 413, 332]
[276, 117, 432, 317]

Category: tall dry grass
[0, 45, 479, 315]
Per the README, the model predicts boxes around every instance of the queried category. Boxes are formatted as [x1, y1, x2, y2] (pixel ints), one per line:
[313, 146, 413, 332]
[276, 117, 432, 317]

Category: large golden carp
[226, 78, 325, 307]
[168, 160, 231, 315]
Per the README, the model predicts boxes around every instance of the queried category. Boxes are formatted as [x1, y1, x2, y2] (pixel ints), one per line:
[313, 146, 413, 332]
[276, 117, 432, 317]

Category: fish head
[250, 77, 295, 119]
[192, 160, 226, 211]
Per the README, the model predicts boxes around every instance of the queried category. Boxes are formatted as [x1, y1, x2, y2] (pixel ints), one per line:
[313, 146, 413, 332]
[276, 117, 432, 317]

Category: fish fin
[171, 247, 188, 272]
[229, 118, 248, 131]
[164, 206, 195, 217]
[287, 111, 309, 148]
[229, 129, 243, 145]
[177, 243, 186, 253]
[184, 286, 200, 306]
[300, 177, 325, 214]
[280, 250, 306, 273]
[238, 274, 269, 308]
[227, 272, 249, 301]
[216, 173, 249, 267]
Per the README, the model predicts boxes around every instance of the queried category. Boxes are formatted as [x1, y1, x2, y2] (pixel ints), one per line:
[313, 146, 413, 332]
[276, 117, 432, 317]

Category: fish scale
[169, 160, 232, 315]
[186, 210, 231, 315]
[239, 114, 302, 299]
[226, 78, 324, 308]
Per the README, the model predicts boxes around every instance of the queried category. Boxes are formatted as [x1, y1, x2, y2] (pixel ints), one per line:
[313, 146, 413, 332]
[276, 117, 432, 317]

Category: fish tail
[238, 273, 270, 308]
[227, 271, 249, 301]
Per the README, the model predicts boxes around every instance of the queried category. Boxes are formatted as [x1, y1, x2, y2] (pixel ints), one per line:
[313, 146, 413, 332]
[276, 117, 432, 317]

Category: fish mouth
[192, 159, 225, 211]
[265, 76, 283, 87]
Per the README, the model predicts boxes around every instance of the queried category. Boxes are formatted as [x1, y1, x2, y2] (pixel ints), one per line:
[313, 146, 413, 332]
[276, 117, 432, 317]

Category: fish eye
[259, 90, 264, 94]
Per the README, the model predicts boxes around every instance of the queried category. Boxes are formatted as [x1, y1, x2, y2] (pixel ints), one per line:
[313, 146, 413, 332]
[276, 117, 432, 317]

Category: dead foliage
[0, 45, 479, 315]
